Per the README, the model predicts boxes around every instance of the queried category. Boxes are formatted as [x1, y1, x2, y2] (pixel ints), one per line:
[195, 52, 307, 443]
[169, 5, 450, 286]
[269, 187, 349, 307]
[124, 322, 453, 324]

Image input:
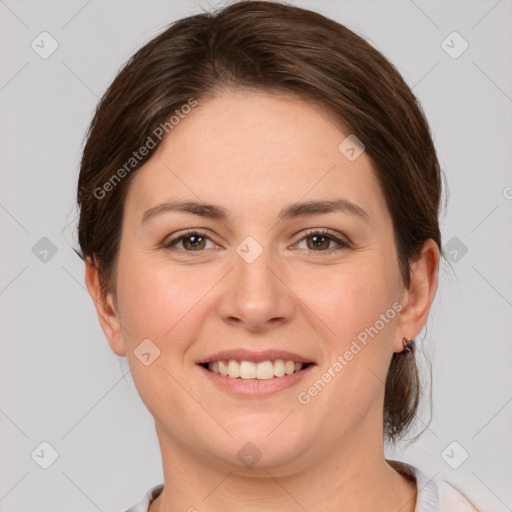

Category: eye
[163, 230, 216, 253]
[162, 228, 350, 256]
[294, 229, 350, 255]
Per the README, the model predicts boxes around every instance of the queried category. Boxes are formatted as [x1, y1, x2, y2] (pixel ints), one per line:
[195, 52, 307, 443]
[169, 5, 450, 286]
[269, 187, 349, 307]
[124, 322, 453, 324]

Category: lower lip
[197, 364, 315, 397]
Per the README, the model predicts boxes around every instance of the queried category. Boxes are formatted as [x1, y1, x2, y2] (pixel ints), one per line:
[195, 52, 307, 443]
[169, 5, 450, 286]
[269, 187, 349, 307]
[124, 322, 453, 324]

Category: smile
[202, 359, 312, 379]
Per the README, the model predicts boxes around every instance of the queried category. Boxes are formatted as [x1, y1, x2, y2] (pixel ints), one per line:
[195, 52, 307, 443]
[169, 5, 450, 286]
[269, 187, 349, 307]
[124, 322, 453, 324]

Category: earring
[402, 337, 414, 354]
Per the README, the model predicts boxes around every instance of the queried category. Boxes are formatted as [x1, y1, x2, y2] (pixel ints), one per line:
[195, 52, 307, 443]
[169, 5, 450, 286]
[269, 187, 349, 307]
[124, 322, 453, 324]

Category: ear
[394, 238, 440, 352]
[84, 257, 126, 357]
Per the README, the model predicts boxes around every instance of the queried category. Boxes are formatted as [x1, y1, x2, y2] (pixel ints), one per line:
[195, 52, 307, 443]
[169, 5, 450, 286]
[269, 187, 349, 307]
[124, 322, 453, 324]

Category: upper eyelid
[164, 229, 217, 246]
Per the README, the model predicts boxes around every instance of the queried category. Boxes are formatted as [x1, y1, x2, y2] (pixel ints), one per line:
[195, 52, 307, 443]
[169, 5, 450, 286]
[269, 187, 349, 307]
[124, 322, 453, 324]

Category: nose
[216, 244, 296, 332]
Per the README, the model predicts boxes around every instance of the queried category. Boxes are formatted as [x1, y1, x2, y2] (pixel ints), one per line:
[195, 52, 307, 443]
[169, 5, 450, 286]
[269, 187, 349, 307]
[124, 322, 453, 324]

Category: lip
[198, 362, 315, 397]
[196, 348, 315, 365]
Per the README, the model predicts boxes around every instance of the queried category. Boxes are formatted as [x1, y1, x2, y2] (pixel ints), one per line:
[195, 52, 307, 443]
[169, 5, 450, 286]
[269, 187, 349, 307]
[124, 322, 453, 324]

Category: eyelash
[162, 229, 351, 257]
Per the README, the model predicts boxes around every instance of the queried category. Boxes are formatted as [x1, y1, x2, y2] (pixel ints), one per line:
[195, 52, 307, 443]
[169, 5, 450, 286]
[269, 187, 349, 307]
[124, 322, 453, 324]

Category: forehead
[124, 91, 386, 226]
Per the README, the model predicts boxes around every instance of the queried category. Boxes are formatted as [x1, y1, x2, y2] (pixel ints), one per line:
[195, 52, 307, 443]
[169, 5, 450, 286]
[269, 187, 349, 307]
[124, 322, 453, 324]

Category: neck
[149, 419, 416, 512]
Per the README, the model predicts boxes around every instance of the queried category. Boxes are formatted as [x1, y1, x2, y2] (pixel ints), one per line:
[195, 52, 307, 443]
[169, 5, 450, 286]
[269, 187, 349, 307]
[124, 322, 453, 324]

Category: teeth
[240, 360, 256, 379]
[207, 359, 305, 379]
[256, 361, 274, 380]
[274, 359, 285, 377]
[218, 360, 228, 376]
[227, 360, 240, 378]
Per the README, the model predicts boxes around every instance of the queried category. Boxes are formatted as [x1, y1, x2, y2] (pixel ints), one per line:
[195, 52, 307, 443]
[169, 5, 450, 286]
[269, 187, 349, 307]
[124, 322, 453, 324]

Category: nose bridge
[216, 235, 295, 330]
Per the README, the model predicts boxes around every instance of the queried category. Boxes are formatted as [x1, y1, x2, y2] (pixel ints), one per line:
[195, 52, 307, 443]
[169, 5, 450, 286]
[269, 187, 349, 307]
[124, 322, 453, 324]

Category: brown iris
[182, 235, 207, 250]
[307, 234, 331, 251]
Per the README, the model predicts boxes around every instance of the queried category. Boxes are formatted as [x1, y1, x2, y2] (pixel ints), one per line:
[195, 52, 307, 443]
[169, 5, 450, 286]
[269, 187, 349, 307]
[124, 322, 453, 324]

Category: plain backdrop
[0, 1, 511, 511]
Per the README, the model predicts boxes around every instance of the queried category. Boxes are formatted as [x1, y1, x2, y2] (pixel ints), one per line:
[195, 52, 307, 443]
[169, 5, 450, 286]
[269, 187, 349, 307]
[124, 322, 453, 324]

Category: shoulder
[436, 480, 480, 512]
[387, 460, 481, 512]
[122, 484, 164, 512]
[411, 464, 481, 512]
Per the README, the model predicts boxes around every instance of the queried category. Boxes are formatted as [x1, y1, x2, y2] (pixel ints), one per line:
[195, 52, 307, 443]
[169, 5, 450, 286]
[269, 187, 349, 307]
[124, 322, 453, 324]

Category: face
[92, 91, 424, 473]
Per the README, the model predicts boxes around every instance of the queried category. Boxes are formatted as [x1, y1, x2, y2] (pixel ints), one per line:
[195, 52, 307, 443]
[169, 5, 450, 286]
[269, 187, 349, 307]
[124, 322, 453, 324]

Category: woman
[77, 1, 479, 510]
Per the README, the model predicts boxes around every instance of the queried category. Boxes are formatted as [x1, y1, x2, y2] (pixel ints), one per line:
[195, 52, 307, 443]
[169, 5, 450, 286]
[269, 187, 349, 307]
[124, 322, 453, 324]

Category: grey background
[1, 0, 511, 511]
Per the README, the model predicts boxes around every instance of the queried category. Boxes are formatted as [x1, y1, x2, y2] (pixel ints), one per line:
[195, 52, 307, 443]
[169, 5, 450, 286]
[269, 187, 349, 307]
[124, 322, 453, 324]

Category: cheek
[297, 255, 399, 397]
[293, 264, 398, 418]
[116, 255, 211, 345]
[294, 256, 399, 344]
[114, 256, 211, 424]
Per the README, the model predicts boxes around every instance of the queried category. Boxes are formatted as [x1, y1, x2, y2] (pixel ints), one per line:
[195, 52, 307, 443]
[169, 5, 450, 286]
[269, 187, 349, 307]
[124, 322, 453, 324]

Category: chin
[212, 421, 312, 471]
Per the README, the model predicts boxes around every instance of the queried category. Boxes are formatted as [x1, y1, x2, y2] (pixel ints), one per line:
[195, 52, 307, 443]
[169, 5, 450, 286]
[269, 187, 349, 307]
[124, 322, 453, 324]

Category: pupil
[310, 235, 328, 250]
[186, 235, 203, 249]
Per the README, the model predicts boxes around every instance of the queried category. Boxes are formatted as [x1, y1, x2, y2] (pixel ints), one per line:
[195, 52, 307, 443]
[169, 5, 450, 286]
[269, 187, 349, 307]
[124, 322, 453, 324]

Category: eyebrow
[140, 198, 370, 225]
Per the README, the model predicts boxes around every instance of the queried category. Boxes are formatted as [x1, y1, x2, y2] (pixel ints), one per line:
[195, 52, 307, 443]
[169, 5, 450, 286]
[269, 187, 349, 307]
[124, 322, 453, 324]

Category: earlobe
[394, 239, 440, 352]
[84, 257, 127, 357]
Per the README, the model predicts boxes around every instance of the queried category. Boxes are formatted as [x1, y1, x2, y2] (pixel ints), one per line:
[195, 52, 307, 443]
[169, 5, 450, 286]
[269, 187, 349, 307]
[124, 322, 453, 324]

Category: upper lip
[197, 349, 315, 365]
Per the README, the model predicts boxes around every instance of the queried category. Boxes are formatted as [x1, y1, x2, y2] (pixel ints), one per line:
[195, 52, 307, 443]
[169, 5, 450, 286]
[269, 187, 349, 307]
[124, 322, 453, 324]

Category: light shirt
[122, 462, 479, 512]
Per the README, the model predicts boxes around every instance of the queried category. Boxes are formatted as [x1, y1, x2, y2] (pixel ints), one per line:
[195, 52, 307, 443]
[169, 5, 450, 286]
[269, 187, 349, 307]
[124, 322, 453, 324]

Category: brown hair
[77, 0, 445, 443]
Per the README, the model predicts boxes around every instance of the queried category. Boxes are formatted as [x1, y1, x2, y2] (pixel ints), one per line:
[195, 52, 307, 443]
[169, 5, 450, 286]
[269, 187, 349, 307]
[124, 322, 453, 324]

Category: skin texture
[85, 91, 439, 511]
